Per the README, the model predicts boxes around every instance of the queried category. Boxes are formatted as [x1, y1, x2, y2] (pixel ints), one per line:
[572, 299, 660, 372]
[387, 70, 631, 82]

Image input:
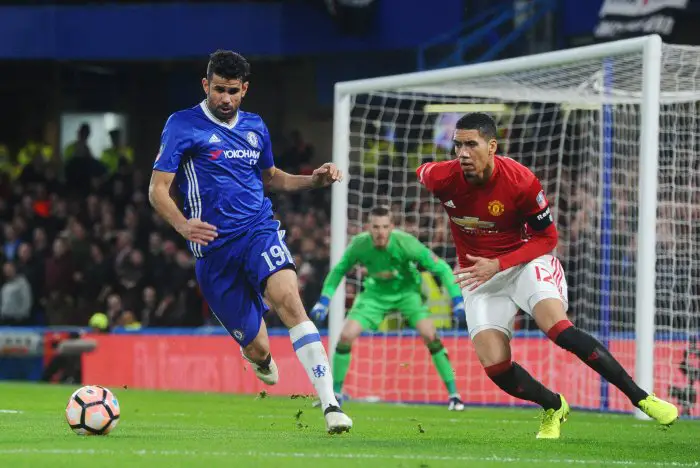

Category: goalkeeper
[311, 205, 466, 410]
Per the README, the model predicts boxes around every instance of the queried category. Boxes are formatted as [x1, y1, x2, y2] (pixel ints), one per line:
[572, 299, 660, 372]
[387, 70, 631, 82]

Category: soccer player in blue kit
[149, 50, 352, 434]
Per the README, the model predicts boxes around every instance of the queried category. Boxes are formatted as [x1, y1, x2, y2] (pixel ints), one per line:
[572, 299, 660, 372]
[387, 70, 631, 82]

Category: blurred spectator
[63, 123, 93, 161]
[16, 242, 43, 314]
[100, 129, 134, 174]
[44, 237, 75, 297]
[140, 286, 160, 327]
[32, 226, 50, 259]
[3, 224, 20, 261]
[0, 262, 32, 325]
[67, 219, 91, 272]
[162, 250, 202, 327]
[279, 130, 314, 173]
[64, 125, 107, 197]
[116, 249, 147, 307]
[116, 310, 142, 330]
[44, 291, 75, 326]
[19, 153, 48, 187]
[83, 194, 101, 227]
[78, 243, 113, 315]
[105, 293, 124, 326]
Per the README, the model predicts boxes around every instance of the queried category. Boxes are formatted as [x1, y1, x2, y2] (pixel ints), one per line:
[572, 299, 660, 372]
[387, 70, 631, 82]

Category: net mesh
[335, 44, 700, 415]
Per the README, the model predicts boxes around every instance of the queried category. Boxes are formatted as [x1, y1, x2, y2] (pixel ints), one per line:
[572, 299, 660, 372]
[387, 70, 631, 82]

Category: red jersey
[417, 156, 558, 270]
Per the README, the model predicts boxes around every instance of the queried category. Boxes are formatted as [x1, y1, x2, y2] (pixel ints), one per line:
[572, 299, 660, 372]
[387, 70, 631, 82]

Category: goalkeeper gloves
[451, 296, 465, 320]
[310, 296, 331, 322]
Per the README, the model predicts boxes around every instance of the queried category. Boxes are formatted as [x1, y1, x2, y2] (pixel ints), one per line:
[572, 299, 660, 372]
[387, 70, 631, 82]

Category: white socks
[289, 321, 339, 410]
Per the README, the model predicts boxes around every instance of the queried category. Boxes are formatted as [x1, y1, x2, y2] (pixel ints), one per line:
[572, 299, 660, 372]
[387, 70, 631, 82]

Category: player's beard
[373, 236, 388, 248]
[463, 170, 480, 183]
[462, 162, 493, 185]
[207, 96, 237, 123]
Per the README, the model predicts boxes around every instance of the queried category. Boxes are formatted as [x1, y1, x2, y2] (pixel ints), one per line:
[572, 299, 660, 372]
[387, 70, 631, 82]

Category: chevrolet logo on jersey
[372, 270, 399, 280]
[450, 216, 498, 233]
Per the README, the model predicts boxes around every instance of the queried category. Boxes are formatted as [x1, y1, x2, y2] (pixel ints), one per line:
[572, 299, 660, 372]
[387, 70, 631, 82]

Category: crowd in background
[1, 112, 699, 336]
[0, 123, 330, 331]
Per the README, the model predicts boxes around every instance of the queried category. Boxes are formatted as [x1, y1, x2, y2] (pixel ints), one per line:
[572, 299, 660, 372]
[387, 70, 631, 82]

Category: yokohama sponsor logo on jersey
[224, 149, 260, 159]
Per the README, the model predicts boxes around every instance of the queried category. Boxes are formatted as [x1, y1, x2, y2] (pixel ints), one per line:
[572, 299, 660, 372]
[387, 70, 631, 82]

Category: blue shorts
[195, 218, 295, 347]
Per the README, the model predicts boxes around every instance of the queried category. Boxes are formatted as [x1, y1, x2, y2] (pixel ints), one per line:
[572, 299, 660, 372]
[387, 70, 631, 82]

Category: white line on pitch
[0, 448, 696, 467]
[257, 414, 660, 427]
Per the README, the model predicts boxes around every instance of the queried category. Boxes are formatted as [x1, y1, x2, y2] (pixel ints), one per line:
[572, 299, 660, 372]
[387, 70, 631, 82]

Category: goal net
[329, 36, 700, 416]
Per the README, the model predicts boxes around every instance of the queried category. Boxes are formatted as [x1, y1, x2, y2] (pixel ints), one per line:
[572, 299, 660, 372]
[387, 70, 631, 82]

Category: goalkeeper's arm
[402, 235, 464, 312]
[310, 240, 359, 321]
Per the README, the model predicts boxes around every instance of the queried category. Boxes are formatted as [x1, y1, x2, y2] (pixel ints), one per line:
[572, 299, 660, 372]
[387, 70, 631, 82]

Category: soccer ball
[65, 385, 120, 435]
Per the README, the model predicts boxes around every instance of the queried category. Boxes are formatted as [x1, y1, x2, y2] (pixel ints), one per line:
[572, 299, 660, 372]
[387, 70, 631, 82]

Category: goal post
[635, 35, 662, 415]
[330, 34, 699, 417]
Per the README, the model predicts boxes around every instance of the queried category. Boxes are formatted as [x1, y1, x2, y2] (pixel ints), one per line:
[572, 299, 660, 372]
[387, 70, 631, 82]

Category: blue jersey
[153, 101, 275, 257]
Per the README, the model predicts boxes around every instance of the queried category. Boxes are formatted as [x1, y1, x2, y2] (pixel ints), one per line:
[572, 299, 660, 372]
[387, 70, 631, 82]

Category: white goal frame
[330, 35, 663, 417]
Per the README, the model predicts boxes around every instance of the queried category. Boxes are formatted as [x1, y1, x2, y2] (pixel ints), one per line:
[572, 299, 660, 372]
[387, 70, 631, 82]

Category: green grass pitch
[0, 382, 698, 467]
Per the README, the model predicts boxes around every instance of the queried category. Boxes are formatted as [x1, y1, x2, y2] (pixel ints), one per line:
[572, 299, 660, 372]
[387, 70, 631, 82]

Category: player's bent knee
[338, 319, 363, 344]
[264, 272, 308, 326]
[426, 338, 445, 355]
[415, 320, 437, 343]
[472, 328, 511, 368]
[243, 341, 270, 363]
[532, 297, 569, 333]
[483, 360, 513, 381]
[339, 331, 359, 345]
[263, 268, 300, 306]
[421, 332, 438, 343]
[336, 342, 352, 354]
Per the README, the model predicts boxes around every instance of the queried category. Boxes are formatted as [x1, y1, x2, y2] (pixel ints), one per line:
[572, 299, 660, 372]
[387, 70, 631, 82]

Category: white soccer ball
[65, 385, 121, 435]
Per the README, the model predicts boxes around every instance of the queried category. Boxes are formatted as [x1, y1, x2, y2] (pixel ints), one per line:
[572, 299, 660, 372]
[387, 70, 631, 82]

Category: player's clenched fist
[176, 218, 218, 246]
[311, 162, 343, 188]
[454, 254, 500, 291]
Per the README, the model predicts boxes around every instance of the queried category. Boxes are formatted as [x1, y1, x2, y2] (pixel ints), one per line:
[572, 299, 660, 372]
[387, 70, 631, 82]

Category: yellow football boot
[536, 394, 570, 439]
[638, 394, 679, 426]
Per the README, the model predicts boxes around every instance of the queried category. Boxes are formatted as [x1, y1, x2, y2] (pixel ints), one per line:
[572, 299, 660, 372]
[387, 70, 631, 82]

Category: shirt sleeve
[403, 235, 462, 299]
[497, 175, 558, 271]
[320, 237, 360, 298]
[519, 177, 554, 231]
[153, 114, 191, 173]
[416, 162, 439, 193]
[257, 124, 274, 170]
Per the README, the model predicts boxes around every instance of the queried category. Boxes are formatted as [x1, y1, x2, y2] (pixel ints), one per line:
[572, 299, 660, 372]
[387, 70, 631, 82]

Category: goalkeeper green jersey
[321, 230, 462, 299]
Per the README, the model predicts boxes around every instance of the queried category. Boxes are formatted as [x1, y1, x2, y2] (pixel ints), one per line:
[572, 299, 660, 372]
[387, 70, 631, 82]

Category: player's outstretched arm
[454, 228, 557, 291]
[496, 178, 559, 271]
[149, 170, 218, 246]
[262, 163, 343, 193]
[401, 233, 465, 316]
[310, 240, 359, 322]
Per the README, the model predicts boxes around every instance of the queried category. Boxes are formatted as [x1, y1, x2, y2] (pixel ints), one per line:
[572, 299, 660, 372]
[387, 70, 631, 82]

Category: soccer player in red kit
[417, 112, 678, 439]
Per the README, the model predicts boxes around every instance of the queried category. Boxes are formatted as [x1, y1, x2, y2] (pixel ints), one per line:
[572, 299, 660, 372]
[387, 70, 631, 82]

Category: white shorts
[460, 254, 568, 339]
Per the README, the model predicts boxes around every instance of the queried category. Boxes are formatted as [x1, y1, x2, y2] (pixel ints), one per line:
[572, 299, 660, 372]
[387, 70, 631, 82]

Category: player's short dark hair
[207, 50, 251, 82]
[369, 205, 392, 219]
[455, 112, 497, 141]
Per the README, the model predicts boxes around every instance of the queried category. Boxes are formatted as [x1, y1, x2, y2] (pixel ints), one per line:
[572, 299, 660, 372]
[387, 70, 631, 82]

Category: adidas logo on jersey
[444, 200, 456, 208]
[209, 134, 221, 143]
